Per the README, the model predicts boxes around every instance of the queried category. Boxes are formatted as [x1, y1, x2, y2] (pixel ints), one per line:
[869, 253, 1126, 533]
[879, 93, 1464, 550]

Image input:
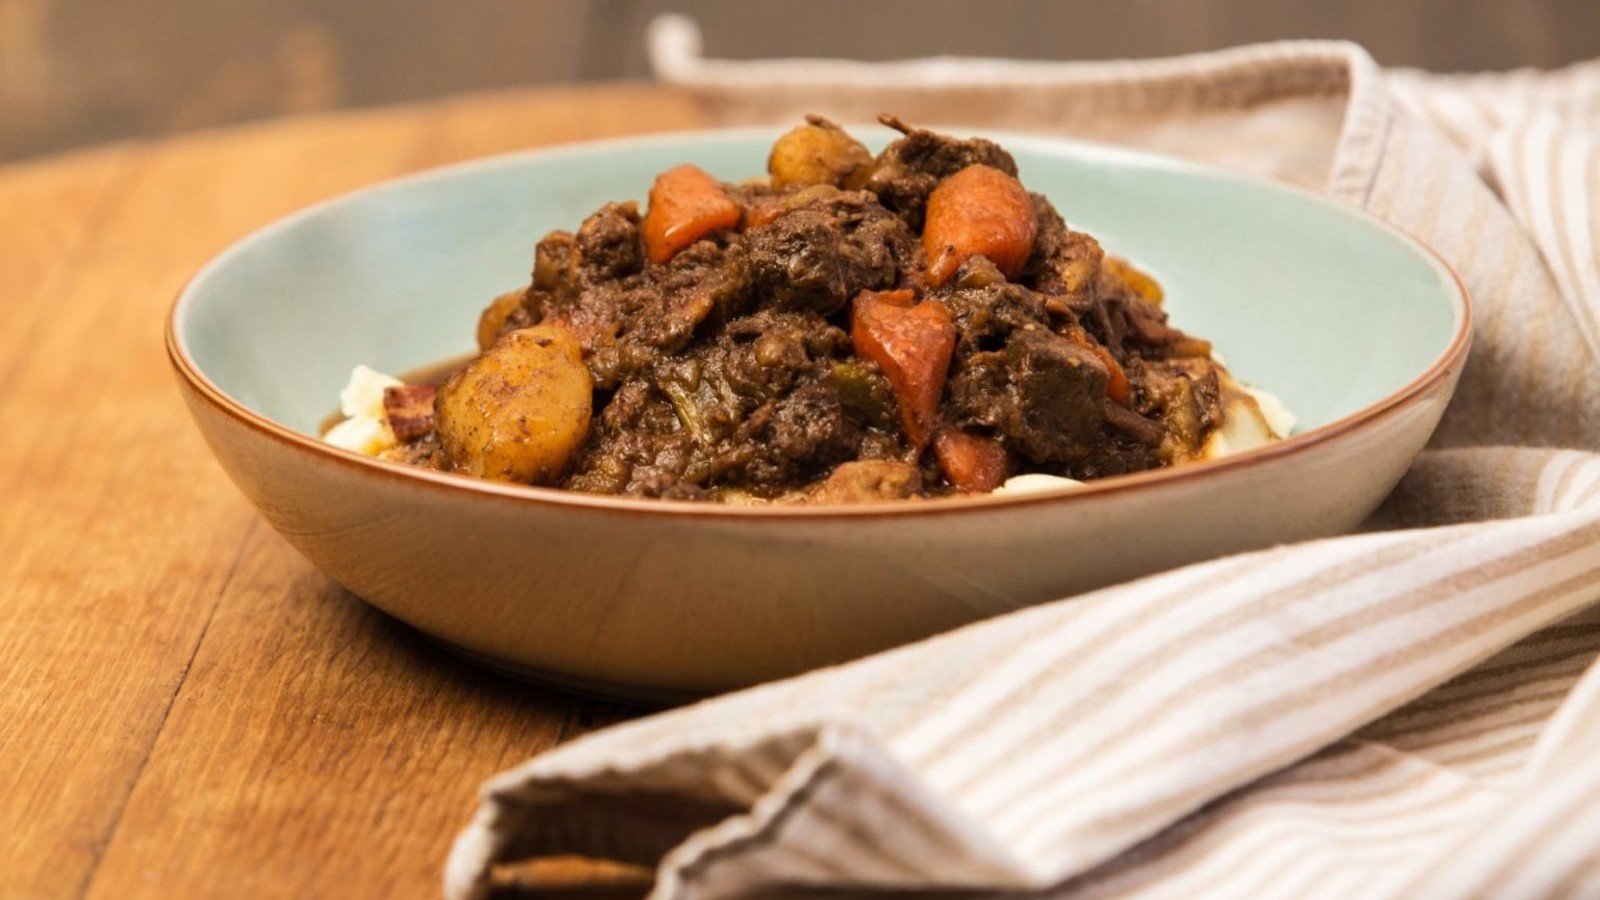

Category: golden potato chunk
[767, 117, 874, 192]
[476, 288, 528, 352]
[435, 325, 592, 484]
[1104, 255, 1164, 304]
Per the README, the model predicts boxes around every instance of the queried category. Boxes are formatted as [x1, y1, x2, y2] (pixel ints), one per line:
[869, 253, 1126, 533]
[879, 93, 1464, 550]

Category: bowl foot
[429, 637, 700, 708]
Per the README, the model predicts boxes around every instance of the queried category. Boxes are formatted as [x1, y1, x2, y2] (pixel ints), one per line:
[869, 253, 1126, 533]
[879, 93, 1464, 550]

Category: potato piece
[435, 325, 592, 484]
[813, 460, 923, 504]
[1104, 255, 1165, 304]
[767, 118, 874, 192]
[476, 288, 527, 352]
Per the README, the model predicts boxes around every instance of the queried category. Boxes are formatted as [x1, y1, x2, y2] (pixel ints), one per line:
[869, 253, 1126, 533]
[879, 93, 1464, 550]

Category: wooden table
[1, 84, 707, 900]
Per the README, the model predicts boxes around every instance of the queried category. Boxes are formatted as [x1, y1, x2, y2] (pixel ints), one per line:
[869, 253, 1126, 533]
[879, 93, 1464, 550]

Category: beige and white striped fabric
[446, 21, 1600, 900]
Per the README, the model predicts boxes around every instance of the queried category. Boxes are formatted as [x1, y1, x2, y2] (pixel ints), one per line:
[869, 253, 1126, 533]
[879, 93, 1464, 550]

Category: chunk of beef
[945, 329, 1114, 469]
[1025, 194, 1105, 311]
[576, 202, 646, 282]
[944, 350, 1012, 434]
[745, 210, 863, 313]
[525, 219, 646, 376]
[697, 313, 864, 493]
[526, 231, 580, 316]
[570, 309, 870, 498]
[1138, 357, 1223, 462]
[717, 310, 851, 401]
[580, 241, 752, 388]
[1119, 291, 1173, 346]
[659, 238, 755, 322]
[943, 282, 1048, 355]
[528, 229, 579, 299]
[1090, 270, 1213, 360]
[865, 115, 1020, 229]
[382, 384, 437, 442]
[742, 188, 915, 313]
[1102, 398, 1166, 447]
[764, 381, 858, 470]
[1001, 330, 1112, 463]
[565, 379, 697, 496]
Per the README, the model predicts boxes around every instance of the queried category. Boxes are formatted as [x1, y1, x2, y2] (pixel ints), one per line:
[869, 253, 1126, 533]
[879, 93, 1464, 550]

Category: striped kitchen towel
[446, 19, 1600, 900]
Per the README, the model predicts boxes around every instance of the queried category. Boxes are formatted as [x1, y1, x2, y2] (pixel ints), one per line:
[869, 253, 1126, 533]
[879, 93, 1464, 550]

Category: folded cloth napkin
[447, 18, 1600, 899]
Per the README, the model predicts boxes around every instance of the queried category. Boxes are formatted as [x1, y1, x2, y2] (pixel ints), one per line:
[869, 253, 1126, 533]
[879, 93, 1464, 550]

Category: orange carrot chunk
[851, 290, 955, 450]
[743, 198, 786, 230]
[641, 164, 742, 264]
[933, 428, 1007, 493]
[866, 288, 915, 308]
[923, 164, 1038, 287]
[1063, 326, 1132, 406]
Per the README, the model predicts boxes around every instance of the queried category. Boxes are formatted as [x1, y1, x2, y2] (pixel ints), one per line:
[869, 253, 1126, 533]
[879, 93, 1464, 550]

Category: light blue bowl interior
[177, 127, 1461, 437]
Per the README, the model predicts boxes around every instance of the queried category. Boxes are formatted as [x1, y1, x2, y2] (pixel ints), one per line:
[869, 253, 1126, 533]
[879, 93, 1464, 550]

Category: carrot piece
[744, 198, 786, 230]
[851, 290, 955, 449]
[868, 288, 914, 308]
[1091, 345, 1131, 406]
[923, 164, 1038, 287]
[1063, 326, 1132, 406]
[933, 428, 1007, 493]
[641, 164, 742, 264]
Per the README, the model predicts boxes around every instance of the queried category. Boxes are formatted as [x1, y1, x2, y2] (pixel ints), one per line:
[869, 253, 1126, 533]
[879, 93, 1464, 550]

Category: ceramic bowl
[169, 127, 1471, 702]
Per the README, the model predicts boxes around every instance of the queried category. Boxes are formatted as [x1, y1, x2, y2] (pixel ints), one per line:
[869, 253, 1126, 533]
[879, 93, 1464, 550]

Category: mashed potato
[323, 365, 403, 456]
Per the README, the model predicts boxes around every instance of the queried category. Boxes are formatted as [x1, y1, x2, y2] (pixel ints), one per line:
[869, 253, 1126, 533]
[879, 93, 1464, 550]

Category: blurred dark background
[4, 0, 1598, 162]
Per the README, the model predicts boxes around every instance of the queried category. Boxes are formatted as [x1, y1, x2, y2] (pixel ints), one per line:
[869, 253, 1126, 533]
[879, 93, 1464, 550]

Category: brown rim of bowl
[165, 148, 1473, 522]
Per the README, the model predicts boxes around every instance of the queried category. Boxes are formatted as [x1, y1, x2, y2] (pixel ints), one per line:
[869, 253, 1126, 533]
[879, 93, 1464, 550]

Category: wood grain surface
[0, 83, 704, 900]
